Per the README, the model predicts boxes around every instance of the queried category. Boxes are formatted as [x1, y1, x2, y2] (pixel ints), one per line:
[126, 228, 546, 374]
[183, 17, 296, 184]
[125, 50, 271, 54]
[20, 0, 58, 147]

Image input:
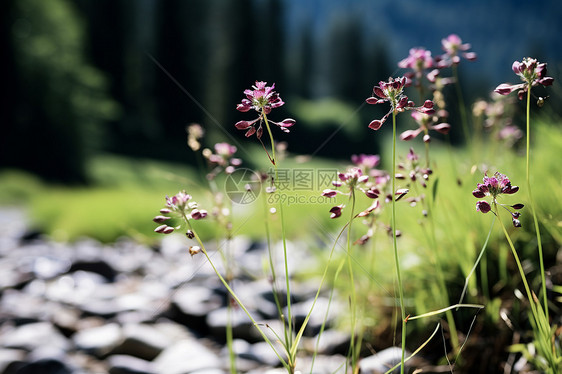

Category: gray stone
[72, 323, 123, 357]
[359, 347, 410, 374]
[110, 323, 172, 360]
[0, 348, 26, 374]
[2, 322, 70, 352]
[107, 354, 155, 374]
[152, 339, 220, 374]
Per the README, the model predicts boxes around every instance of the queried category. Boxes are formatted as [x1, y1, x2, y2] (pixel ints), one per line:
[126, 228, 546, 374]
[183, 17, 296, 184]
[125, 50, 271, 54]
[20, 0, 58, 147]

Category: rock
[107, 355, 155, 374]
[2, 322, 70, 352]
[359, 347, 410, 374]
[303, 329, 350, 355]
[152, 339, 221, 374]
[206, 306, 257, 342]
[14, 357, 72, 374]
[69, 259, 118, 282]
[110, 323, 172, 360]
[0, 348, 26, 374]
[72, 323, 123, 358]
[295, 354, 348, 374]
[165, 284, 225, 335]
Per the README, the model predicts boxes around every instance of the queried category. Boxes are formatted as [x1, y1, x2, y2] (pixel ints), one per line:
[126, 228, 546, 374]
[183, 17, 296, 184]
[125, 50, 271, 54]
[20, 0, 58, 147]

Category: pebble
[0, 208, 361, 373]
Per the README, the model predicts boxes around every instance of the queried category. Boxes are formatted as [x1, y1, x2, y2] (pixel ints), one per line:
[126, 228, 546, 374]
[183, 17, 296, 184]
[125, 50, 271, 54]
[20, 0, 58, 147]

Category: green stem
[458, 216, 496, 305]
[184, 216, 289, 369]
[346, 189, 358, 370]
[262, 111, 294, 359]
[392, 111, 407, 374]
[496, 207, 539, 324]
[525, 85, 548, 321]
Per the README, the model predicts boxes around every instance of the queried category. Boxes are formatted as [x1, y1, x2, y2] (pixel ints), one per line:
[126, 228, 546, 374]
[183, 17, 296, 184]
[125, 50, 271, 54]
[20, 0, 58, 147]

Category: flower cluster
[495, 58, 554, 100]
[398, 47, 434, 87]
[400, 111, 451, 143]
[472, 172, 523, 227]
[366, 77, 435, 130]
[235, 81, 296, 138]
[202, 142, 242, 177]
[153, 191, 207, 234]
[397, 148, 432, 189]
[322, 167, 377, 219]
[437, 34, 477, 67]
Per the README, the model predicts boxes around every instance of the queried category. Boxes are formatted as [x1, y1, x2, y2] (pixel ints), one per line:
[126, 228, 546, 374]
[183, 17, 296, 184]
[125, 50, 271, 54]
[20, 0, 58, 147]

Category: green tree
[1, 0, 117, 182]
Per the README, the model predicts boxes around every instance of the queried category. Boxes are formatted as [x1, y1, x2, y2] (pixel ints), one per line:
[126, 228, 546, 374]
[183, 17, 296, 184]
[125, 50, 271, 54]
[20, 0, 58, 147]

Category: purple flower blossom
[438, 34, 477, 67]
[351, 154, 380, 170]
[235, 81, 295, 138]
[397, 148, 432, 189]
[366, 77, 435, 130]
[400, 111, 451, 143]
[495, 58, 554, 100]
[472, 172, 523, 227]
[153, 190, 208, 234]
[323, 167, 378, 219]
[203, 143, 242, 173]
[398, 48, 434, 87]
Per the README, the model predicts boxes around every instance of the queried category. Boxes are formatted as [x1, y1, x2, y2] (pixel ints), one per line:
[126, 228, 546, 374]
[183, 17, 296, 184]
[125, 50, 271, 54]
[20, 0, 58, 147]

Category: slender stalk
[183, 216, 289, 369]
[458, 217, 496, 306]
[346, 189, 358, 370]
[262, 111, 294, 362]
[525, 85, 548, 320]
[392, 111, 407, 374]
[496, 208, 539, 324]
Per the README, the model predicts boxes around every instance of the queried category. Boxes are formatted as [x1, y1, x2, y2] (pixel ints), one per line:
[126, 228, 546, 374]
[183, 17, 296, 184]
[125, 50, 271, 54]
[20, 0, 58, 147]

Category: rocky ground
[0, 207, 407, 374]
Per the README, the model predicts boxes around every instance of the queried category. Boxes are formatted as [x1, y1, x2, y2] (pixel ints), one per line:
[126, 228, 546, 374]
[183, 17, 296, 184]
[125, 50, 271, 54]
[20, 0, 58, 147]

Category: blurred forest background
[1, 0, 561, 184]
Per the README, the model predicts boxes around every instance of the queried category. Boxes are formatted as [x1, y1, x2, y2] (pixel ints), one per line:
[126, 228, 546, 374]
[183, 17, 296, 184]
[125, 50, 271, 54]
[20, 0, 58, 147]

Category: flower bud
[186, 230, 195, 239]
[368, 119, 383, 130]
[322, 189, 338, 198]
[153, 215, 171, 223]
[476, 201, 491, 213]
[189, 246, 201, 256]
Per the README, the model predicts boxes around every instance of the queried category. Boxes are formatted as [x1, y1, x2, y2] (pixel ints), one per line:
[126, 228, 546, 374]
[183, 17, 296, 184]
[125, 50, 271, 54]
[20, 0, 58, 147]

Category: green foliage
[4, 0, 118, 182]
